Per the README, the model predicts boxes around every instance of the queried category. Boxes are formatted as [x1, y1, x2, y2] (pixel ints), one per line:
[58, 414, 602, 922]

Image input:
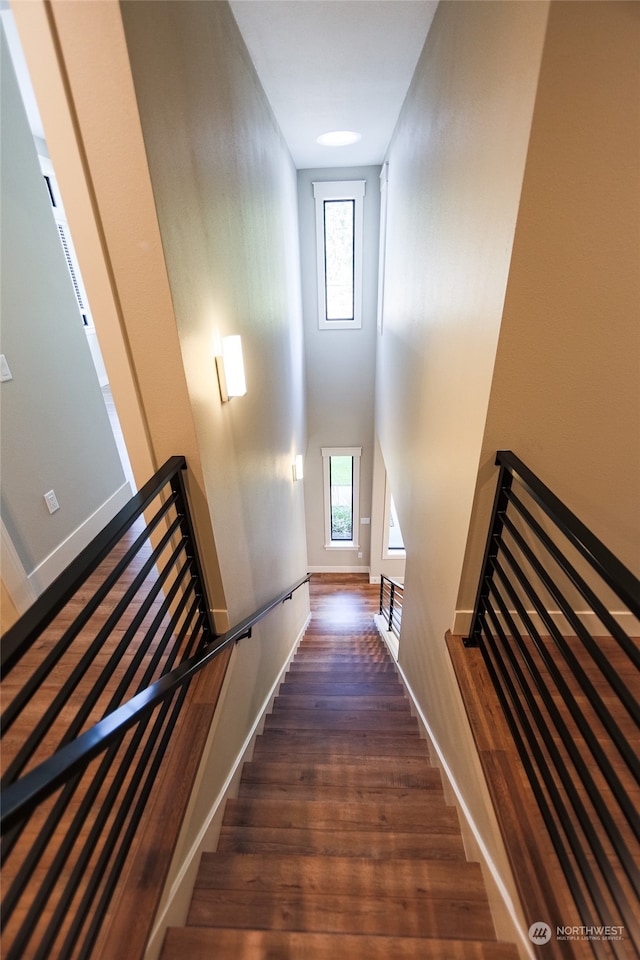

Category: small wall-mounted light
[216, 335, 247, 402]
[292, 454, 304, 482]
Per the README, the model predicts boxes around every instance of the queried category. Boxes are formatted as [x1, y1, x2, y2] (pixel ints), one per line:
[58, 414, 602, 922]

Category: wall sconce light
[292, 454, 304, 481]
[216, 335, 247, 402]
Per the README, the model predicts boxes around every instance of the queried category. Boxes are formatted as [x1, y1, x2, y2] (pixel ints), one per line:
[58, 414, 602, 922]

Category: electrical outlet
[44, 490, 60, 514]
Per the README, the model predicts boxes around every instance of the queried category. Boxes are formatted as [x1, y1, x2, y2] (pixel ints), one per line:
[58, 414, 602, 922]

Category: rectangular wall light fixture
[216, 335, 247, 402]
[293, 454, 304, 481]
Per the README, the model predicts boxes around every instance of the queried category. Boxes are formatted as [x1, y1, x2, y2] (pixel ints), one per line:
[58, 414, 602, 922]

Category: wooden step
[252, 729, 432, 760]
[162, 927, 520, 959]
[292, 653, 392, 663]
[222, 797, 462, 835]
[302, 636, 382, 644]
[287, 663, 397, 675]
[237, 778, 437, 804]
[240, 760, 443, 792]
[277, 680, 404, 697]
[217, 824, 466, 859]
[158, 579, 518, 960]
[262, 709, 418, 732]
[273, 696, 407, 712]
[187, 853, 495, 939]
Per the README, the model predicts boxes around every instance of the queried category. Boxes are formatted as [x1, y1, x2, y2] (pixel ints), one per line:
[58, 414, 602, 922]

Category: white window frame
[377, 162, 389, 334]
[313, 180, 365, 330]
[322, 446, 361, 550]
[39, 155, 94, 330]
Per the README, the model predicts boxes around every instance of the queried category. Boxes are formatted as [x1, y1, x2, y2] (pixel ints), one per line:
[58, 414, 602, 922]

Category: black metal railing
[379, 575, 404, 640]
[0, 456, 310, 960]
[467, 450, 640, 957]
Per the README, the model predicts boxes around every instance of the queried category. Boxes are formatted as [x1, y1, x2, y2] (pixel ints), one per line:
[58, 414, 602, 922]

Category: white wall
[375, 0, 550, 943]
[0, 26, 128, 601]
[369, 435, 406, 584]
[120, 0, 307, 625]
[297, 165, 380, 572]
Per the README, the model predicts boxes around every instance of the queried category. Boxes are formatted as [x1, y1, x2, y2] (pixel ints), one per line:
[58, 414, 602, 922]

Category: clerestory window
[313, 181, 365, 330]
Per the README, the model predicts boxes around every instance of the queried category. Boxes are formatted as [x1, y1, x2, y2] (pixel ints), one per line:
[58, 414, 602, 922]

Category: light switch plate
[0, 355, 13, 382]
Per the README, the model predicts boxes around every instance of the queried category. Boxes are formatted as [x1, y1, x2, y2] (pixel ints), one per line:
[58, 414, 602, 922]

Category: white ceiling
[2, 1, 438, 172]
[229, 1, 438, 169]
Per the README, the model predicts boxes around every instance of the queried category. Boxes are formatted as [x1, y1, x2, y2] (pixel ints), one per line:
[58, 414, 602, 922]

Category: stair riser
[187, 891, 496, 941]
[241, 761, 442, 791]
[216, 826, 466, 859]
[264, 711, 417, 730]
[277, 682, 404, 697]
[272, 696, 408, 711]
[162, 928, 520, 960]
[237, 783, 443, 803]
[222, 798, 461, 834]
[252, 733, 432, 760]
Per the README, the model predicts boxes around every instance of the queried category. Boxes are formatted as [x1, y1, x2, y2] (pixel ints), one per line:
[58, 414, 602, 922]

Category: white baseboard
[307, 565, 370, 574]
[453, 607, 640, 639]
[145, 612, 311, 960]
[374, 613, 399, 661]
[27, 482, 132, 595]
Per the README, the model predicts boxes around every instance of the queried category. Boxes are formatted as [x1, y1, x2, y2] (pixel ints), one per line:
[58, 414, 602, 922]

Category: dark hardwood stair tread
[287, 663, 397, 674]
[162, 927, 520, 959]
[277, 680, 404, 696]
[263, 709, 418, 732]
[240, 760, 443, 791]
[222, 797, 462, 834]
[186, 888, 496, 940]
[237, 781, 438, 803]
[292, 652, 392, 660]
[195, 852, 486, 900]
[272, 695, 408, 711]
[216, 825, 466, 859]
[252, 729, 433, 759]
[157, 580, 517, 959]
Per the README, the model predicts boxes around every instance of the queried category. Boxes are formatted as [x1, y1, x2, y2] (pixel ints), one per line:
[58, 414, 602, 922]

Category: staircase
[160, 575, 519, 959]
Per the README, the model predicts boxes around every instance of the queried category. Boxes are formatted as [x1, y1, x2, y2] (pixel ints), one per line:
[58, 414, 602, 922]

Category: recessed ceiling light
[316, 130, 362, 147]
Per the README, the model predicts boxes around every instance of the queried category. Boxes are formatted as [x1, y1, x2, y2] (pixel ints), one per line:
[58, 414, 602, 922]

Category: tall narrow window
[383, 480, 406, 558]
[330, 454, 354, 540]
[324, 200, 355, 321]
[314, 181, 365, 330]
[322, 447, 361, 549]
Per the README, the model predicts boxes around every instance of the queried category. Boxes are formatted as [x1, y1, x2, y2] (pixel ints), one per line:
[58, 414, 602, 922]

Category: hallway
[160, 575, 519, 959]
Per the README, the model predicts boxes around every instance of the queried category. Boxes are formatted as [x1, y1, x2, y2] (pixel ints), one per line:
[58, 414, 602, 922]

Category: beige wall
[376, 0, 550, 944]
[1, 580, 19, 634]
[457, 0, 640, 623]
